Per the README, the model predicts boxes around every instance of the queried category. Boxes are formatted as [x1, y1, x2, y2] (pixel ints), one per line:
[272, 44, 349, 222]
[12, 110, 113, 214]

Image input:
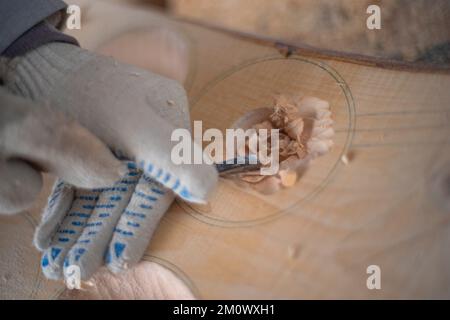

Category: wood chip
[279, 170, 297, 187]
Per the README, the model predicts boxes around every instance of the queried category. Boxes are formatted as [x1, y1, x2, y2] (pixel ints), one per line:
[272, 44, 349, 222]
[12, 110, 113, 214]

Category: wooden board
[168, 0, 450, 63]
[1, 0, 449, 299]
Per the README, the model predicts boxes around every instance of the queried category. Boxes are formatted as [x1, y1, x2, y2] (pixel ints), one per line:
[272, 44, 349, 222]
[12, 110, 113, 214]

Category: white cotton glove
[0, 42, 217, 280]
[36, 162, 174, 280]
[0, 42, 216, 203]
[0, 87, 125, 214]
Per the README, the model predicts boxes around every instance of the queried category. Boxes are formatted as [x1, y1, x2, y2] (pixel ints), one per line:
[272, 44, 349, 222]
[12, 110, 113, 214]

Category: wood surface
[1, 0, 449, 299]
[168, 0, 450, 64]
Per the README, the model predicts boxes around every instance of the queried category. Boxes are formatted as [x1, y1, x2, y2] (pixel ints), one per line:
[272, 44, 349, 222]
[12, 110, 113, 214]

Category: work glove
[0, 87, 124, 214]
[0, 42, 217, 280]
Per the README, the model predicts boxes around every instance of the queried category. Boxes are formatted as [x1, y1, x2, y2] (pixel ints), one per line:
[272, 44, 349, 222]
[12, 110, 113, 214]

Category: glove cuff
[0, 42, 95, 101]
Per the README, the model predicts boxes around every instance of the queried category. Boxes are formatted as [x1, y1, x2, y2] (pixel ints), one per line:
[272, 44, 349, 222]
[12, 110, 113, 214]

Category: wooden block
[2, 0, 448, 299]
[69, 0, 450, 298]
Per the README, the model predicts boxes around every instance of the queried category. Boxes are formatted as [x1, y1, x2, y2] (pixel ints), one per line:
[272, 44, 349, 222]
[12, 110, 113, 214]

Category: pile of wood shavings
[235, 94, 334, 194]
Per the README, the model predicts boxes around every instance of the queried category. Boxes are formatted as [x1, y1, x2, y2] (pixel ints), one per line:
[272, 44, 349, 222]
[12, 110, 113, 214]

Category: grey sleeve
[0, 0, 67, 54]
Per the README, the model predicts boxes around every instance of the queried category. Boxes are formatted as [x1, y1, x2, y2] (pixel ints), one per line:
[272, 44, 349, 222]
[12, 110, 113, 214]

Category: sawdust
[232, 93, 334, 194]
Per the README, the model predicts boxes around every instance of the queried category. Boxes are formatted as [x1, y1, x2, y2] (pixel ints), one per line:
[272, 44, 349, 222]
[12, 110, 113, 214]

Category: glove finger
[41, 188, 98, 280]
[106, 174, 174, 274]
[34, 179, 74, 251]
[132, 113, 218, 204]
[128, 80, 218, 204]
[63, 162, 139, 280]
[0, 92, 126, 188]
[0, 159, 43, 215]
[137, 145, 217, 204]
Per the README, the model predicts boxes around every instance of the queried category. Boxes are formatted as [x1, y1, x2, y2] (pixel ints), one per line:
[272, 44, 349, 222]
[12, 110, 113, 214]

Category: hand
[0, 41, 217, 280]
[35, 161, 175, 280]
[0, 87, 124, 214]
[0, 42, 217, 203]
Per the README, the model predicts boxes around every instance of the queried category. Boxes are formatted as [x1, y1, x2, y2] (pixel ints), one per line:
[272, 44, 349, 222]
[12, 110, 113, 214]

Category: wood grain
[66, 0, 450, 298]
[1, 0, 449, 299]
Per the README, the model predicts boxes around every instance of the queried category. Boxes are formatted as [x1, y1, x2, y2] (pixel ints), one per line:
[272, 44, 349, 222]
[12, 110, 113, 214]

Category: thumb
[0, 92, 126, 189]
[0, 159, 42, 214]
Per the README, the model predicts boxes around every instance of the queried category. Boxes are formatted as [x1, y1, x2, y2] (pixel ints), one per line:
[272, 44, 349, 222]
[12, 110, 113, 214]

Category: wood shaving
[230, 93, 334, 194]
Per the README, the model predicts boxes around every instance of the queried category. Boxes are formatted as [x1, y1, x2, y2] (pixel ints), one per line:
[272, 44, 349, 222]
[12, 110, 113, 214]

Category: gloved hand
[36, 162, 175, 280]
[0, 41, 217, 280]
[0, 87, 124, 214]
